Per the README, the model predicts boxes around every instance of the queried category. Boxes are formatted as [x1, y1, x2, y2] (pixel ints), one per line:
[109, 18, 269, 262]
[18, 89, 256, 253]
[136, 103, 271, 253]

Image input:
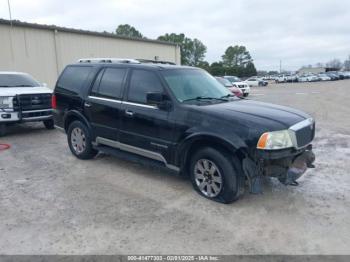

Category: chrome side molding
[95, 137, 180, 172]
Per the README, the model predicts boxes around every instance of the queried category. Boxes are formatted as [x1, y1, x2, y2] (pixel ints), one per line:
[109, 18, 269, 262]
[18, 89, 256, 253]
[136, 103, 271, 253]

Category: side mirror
[146, 92, 171, 110]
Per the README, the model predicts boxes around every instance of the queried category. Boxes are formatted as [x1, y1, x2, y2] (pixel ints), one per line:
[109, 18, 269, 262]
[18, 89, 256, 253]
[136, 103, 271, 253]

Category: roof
[0, 18, 178, 47]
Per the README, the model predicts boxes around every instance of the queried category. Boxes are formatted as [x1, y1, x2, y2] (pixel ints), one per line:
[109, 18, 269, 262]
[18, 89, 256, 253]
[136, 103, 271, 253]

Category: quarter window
[128, 70, 163, 104]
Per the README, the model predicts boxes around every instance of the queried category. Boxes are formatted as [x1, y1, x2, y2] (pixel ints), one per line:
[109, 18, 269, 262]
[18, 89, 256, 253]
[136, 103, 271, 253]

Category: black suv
[53, 58, 315, 203]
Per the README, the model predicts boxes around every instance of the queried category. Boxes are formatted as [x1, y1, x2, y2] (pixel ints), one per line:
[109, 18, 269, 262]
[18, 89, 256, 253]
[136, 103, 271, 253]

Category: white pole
[7, 0, 13, 26]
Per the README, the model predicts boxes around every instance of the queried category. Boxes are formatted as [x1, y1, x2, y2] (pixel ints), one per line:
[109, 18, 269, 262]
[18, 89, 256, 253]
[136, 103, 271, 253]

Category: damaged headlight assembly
[0, 96, 14, 109]
[257, 130, 293, 150]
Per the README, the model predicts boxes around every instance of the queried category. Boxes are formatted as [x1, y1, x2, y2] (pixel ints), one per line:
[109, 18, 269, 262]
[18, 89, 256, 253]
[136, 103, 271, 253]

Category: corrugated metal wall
[0, 24, 181, 88]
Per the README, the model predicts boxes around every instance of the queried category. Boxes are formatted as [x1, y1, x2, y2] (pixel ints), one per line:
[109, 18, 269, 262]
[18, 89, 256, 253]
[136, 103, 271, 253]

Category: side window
[128, 70, 163, 104]
[94, 68, 127, 99]
[90, 69, 104, 96]
[57, 66, 92, 93]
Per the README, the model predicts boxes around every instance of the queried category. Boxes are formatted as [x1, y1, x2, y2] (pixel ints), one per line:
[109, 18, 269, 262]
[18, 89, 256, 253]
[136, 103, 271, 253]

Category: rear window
[57, 66, 92, 93]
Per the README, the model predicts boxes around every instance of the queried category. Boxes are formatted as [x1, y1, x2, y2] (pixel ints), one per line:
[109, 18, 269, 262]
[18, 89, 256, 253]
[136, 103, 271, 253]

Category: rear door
[84, 67, 127, 141]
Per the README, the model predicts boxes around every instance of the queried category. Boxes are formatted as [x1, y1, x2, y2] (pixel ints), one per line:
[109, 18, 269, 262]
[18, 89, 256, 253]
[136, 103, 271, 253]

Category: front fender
[176, 130, 249, 168]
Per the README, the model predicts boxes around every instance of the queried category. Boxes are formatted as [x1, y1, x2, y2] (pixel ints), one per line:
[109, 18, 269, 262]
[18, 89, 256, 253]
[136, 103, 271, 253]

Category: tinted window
[94, 68, 126, 99]
[0, 74, 40, 88]
[90, 69, 104, 96]
[128, 70, 163, 104]
[162, 69, 230, 102]
[57, 66, 92, 93]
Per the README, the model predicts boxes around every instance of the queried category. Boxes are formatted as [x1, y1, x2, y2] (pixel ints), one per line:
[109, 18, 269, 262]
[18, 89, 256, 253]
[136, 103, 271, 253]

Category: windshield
[225, 76, 241, 83]
[0, 74, 40, 87]
[162, 69, 231, 103]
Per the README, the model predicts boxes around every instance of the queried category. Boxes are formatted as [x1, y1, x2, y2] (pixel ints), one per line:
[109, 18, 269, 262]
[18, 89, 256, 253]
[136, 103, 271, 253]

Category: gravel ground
[0, 80, 349, 255]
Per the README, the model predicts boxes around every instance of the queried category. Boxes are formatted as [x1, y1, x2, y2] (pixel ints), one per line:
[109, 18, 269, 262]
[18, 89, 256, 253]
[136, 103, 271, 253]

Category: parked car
[223, 76, 250, 97]
[244, 77, 267, 87]
[325, 72, 339, 81]
[276, 74, 297, 83]
[298, 74, 319, 82]
[0, 72, 54, 136]
[317, 73, 331, 81]
[53, 58, 315, 203]
[215, 77, 243, 97]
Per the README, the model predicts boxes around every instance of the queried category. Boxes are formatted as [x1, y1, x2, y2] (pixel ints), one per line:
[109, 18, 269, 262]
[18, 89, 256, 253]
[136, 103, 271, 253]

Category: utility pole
[279, 60, 282, 73]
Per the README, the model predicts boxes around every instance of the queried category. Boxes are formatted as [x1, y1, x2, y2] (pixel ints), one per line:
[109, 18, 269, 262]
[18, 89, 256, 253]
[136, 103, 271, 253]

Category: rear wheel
[190, 147, 244, 203]
[67, 120, 98, 159]
[43, 119, 55, 129]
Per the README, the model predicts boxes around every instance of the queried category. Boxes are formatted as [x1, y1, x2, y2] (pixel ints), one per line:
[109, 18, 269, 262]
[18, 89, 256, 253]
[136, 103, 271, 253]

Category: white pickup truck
[0, 72, 54, 136]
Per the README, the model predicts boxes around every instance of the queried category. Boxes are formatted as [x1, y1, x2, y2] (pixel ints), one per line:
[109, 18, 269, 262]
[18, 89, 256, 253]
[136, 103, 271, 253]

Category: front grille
[295, 123, 315, 147]
[18, 94, 52, 111]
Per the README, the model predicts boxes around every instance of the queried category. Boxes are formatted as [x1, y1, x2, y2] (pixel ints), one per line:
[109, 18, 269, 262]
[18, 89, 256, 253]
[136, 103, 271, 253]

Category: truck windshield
[162, 69, 231, 103]
[0, 74, 40, 87]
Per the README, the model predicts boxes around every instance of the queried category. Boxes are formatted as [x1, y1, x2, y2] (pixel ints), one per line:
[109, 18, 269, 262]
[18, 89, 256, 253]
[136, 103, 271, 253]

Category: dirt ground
[0, 80, 349, 255]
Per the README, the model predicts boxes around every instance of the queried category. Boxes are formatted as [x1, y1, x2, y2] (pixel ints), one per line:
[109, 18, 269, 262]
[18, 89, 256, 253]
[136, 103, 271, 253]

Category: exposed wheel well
[64, 115, 82, 132]
[181, 138, 246, 176]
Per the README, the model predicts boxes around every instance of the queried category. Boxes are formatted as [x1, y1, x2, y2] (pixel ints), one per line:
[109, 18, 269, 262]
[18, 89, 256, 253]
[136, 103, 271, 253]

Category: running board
[94, 145, 179, 175]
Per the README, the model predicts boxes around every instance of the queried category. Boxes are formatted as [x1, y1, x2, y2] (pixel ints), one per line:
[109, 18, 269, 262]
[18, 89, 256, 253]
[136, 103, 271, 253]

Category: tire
[189, 147, 245, 204]
[243, 93, 249, 97]
[0, 124, 6, 137]
[43, 119, 55, 130]
[67, 120, 98, 160]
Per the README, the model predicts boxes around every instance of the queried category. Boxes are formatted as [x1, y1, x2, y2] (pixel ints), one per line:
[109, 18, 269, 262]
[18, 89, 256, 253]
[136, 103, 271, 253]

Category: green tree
[244, 62, 257, 77]
[222, 45, 253, 67]
[115, 24, 144, 38]
[157, 33, 207, 66]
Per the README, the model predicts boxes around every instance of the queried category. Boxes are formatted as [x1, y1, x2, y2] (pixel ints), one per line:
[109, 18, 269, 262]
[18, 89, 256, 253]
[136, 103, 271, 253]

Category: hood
[232, 81, 248, 86]
[0, 86, 52, 96]
[190, 99, 310, 131]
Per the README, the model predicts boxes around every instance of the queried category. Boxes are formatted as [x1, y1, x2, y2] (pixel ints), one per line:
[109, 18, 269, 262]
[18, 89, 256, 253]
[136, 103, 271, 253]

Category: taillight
[51, 94, 57, 109]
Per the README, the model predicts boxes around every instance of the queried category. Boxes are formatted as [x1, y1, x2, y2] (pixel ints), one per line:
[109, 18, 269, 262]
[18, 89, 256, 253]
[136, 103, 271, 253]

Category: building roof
[0, 18, 178, 47]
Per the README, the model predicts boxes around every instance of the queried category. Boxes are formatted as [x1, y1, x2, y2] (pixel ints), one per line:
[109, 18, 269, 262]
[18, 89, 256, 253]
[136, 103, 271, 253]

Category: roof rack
[78, 58, 141, 64]
[137, 59, 176, 65]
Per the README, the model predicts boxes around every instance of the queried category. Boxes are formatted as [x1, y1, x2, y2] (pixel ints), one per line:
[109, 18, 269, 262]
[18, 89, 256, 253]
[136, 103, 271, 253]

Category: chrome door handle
[125, 110, 134, 116]
[84, 102, 91, 108]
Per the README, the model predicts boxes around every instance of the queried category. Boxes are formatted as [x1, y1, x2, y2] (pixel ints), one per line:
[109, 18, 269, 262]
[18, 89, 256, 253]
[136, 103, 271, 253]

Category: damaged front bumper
[243, 144, 315, 193]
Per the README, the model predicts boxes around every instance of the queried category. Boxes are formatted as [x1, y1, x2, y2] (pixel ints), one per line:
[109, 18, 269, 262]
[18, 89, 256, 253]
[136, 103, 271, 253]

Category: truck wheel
[190, 147, 244, 203]
[67, 120, 97, 160]
[243, 93, 249, 97]
[43, 119, 55, 130]
[0, 124, 6, 137]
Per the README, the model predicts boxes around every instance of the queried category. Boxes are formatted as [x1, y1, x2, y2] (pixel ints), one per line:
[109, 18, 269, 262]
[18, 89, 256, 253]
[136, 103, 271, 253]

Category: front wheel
[67, 120, 98, 160]
[43, 119, 55, 129]
[190, 147, 244, 203]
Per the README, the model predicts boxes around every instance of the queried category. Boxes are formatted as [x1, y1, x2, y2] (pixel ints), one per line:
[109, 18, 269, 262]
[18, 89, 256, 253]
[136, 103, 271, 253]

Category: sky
[0, 0, 349, 71]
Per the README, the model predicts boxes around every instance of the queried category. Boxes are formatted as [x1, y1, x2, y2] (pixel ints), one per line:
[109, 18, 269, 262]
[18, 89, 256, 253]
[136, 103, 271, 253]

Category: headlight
[257, 130, 293, 150]
[0, 96, 14, 109]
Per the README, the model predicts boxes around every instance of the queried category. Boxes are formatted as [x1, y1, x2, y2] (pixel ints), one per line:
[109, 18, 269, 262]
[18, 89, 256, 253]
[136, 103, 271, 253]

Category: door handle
[125, 110, 134, 116]
[84, 102, 91, 108]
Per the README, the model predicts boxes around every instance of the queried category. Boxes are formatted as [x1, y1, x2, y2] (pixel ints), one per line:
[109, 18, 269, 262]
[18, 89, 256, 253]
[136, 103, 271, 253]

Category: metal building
[0, 19, 181, 88]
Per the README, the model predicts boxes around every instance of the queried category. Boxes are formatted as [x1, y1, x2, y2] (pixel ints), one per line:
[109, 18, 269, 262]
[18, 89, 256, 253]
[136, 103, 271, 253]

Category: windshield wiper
[12, 85, 34, 87]
[221, 93, 246, 100]
[182, 96, 228, 102]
